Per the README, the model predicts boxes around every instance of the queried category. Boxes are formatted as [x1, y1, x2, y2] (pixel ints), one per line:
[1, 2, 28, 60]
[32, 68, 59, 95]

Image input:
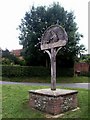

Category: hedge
[57, 68, 74, 77]
[79, 71, 90, 77]
[2, 65, 50, 77]
[1, 65, 74, 77]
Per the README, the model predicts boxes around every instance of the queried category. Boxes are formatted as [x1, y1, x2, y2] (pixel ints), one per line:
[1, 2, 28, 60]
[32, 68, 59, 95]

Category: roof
[11, 49, 22, 57]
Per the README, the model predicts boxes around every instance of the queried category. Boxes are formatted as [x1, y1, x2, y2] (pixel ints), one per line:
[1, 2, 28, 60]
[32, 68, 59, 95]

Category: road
[0, 81, 89, 89]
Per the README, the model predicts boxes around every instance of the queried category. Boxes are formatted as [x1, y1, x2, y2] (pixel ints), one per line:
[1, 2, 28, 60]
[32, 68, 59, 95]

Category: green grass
[2, 84, 89, 118]
[2, 76, 90, 83]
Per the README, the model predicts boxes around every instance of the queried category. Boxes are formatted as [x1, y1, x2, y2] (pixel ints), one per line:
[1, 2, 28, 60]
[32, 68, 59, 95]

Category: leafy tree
[2, 49, 20, 65]
[18, 3, 86, 67]
[79, 54, 90, 63]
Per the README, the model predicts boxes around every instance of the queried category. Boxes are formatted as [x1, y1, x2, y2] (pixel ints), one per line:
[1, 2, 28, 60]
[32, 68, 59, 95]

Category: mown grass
[2, 76, 90, 83]
[2, 84, 89, 119]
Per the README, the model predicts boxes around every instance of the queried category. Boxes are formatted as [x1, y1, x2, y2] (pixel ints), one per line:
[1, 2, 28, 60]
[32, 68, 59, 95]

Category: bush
[2, 65, 74, 78]
[2, 65, 50, 77]
[57, 68, 74, 77]
[79, 71, 90, 77]
[87, 71, 90, 77]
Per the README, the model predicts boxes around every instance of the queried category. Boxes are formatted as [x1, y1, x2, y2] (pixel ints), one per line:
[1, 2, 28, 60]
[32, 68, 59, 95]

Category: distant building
[11, 49, 23, 60]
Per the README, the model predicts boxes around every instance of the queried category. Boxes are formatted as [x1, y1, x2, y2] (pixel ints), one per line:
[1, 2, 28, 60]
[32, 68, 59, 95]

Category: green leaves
[18, 3, 86, 67]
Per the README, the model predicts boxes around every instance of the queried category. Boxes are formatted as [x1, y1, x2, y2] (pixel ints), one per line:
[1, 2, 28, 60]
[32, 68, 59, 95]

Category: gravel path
[0, 81, 89, 89]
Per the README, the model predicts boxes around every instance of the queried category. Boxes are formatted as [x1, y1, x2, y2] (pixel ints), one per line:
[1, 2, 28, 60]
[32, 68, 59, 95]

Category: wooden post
[51, 48, 56, 90]
[45, 47, 62, 91]
[41, 25, 68, 91]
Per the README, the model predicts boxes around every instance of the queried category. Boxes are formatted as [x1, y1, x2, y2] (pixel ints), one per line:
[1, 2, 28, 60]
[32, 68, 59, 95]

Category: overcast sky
[0, 0, 89, 53]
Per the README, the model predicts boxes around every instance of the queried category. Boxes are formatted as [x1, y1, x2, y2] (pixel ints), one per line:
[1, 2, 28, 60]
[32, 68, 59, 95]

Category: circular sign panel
[41, 25, 68, 50]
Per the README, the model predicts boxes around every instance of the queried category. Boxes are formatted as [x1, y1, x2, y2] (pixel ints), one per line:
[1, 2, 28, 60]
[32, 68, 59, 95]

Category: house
[11, 49, 23, 60]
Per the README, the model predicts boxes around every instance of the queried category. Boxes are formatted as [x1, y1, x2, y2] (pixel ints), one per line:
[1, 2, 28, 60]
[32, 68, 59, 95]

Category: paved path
[0, 81, 89, 89]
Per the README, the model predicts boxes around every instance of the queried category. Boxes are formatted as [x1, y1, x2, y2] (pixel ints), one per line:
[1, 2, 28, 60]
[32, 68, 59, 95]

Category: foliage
[79, 54, 90, 63]
[18, 3, 85, 67]
[2, 49, 26, 66]
[2, 65, 74, 78]
[79, 71, 90, 77]
[2, 49, 19, 65]
[2, 84, 89, 118]
[2, 65, 50, 77]
[57, 68, 74, 77]
[2, 58, 11, 65]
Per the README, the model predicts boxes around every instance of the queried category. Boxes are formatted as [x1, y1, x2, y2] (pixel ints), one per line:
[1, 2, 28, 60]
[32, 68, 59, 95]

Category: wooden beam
[51, 48, 56, 90]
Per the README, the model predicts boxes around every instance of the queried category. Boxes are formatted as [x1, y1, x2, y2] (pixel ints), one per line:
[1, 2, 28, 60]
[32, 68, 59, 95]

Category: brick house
[11, 49, 23, 59]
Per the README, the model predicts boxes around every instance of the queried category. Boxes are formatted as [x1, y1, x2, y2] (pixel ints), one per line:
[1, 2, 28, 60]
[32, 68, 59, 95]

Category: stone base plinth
[29, 89, 78, 115]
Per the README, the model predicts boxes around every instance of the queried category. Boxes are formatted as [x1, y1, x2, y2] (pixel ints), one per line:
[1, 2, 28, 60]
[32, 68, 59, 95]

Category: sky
[0, 0, 89, 53]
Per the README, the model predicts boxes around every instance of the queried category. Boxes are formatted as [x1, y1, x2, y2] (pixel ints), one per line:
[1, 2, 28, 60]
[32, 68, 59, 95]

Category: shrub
[79, 71, 90, 77]
[57, 68, 74, 77]
[2, 65, 74, 78]
[2, 65, 50, 77]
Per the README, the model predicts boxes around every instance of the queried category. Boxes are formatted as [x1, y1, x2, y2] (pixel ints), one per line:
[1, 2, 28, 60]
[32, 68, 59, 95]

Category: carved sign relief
[41, 25, 68, 50]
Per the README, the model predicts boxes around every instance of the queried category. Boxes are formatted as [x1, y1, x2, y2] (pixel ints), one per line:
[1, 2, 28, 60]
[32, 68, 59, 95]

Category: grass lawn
[2, 84, 89, 119]
[2, 76, 90, 83]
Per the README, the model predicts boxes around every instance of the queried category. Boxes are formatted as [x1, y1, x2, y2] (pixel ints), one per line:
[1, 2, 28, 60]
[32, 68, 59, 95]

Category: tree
[79, 54, 90, 63]
[18, 3, 86, 67]
[2, 49, 21, 65]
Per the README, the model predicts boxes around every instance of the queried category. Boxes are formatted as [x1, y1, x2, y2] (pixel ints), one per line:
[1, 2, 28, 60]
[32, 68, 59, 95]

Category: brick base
[29, 89, 78, 115]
